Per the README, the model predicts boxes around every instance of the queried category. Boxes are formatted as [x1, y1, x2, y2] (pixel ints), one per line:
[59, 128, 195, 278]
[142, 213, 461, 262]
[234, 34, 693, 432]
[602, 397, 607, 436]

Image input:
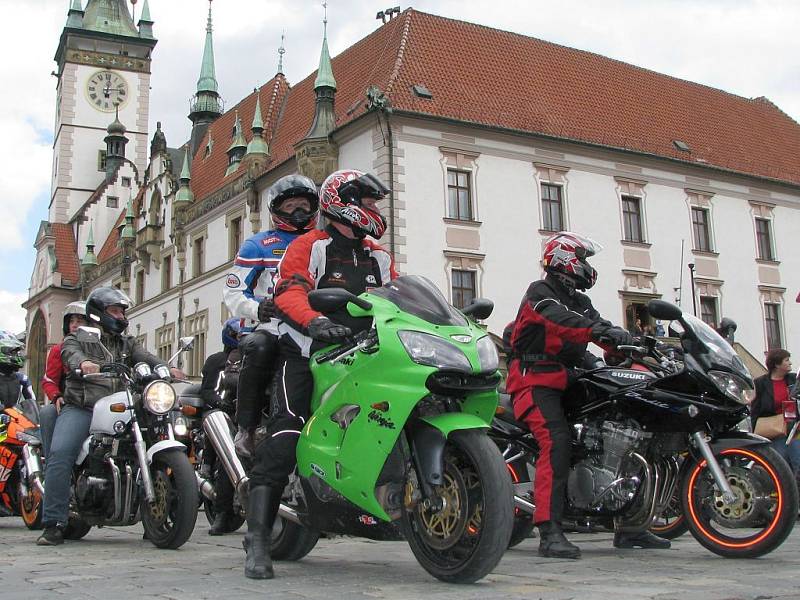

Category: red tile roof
[96, 209, 125, 263]
[190, 8, 799, 203]
[51, 223, 80, 286]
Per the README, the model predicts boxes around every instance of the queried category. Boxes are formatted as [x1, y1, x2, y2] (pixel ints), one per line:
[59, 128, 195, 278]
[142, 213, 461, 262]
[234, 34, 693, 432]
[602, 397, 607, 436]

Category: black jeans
[249, 342, 313, 489]
[237, 330, 280, 430]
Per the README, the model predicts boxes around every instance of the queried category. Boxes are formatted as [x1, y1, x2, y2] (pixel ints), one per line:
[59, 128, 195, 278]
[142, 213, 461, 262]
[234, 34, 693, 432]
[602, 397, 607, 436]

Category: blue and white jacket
[223, 229, 300, 328]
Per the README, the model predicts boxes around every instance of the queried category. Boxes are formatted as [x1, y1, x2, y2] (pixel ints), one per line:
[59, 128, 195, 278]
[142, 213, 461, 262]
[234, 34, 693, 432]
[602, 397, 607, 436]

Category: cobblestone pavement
[2, 514, 798, 600]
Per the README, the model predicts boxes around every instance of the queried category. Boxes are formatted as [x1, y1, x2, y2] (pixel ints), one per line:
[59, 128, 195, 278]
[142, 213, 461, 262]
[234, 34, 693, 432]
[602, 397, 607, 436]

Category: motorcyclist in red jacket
[505, 232, 670, 559]
[241, 169, 396, 579]
[39, 301, 87, 457]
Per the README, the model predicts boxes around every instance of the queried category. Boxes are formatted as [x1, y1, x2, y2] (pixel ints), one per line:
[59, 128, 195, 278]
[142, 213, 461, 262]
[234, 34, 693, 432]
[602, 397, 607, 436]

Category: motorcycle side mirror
[647, 300, 682, 321]
[178, 336, 195, 351]
[462, 298, 494, 320]
[309, 288, 373, 313]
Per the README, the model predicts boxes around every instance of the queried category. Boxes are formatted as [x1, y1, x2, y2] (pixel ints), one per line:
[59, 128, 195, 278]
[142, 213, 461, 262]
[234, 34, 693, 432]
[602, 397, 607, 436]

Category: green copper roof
[197, 2, 219, 94]
[82, 223, 98, 267]
[71, 0, 83, 9]
[67, 0, 84, 28]
[120, 198, 135, 240]
[227, 112, 248, 153]
[82, 0, 139, 37]
[139, 0, 153, 23]
[314, 33, 337, 90]
[175, 148, 195, 204]
[245, 95, 269, 156]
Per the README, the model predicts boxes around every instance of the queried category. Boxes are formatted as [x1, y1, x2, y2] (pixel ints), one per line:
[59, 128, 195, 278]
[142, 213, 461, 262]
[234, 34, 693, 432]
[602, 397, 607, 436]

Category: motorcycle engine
[567, 420, 646, 511]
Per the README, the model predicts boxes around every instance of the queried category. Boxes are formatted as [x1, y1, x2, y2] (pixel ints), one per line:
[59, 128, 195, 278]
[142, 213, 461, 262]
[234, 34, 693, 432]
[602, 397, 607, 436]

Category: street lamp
[687, 263, 698, 316]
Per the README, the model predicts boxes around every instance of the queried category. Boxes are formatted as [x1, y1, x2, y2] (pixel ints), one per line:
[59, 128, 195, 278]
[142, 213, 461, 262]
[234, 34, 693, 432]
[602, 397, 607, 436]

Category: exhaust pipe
[22, 445, 45, 495]
[514, 494, 535, 514]
[278, 503, 302, 525]
[202, 410, 249, 491]
[195, 472, 216, 501]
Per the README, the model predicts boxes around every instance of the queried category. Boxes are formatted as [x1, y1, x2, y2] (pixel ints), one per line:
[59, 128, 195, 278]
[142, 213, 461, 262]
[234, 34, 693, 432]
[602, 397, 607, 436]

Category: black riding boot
[208, 511, 230, 536]
[613, 530, 671, 549]
[537, 520, 581, 559]
[243, 485, 274, 579]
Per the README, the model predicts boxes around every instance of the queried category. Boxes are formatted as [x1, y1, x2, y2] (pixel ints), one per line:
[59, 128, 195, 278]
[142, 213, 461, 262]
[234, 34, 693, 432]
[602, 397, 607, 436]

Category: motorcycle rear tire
[142, 450, 199, 549]
[681, 444, 798, 558]
[400, 429, 513, 583]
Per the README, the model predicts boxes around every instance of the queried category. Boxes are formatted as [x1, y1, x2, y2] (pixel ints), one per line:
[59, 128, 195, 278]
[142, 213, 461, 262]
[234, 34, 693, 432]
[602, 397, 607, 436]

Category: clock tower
[51, 0, 157, 223]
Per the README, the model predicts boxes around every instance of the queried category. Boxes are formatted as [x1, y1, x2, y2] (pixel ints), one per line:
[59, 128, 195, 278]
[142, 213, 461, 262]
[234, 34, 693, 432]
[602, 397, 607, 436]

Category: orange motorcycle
[0, 395, 44, 529]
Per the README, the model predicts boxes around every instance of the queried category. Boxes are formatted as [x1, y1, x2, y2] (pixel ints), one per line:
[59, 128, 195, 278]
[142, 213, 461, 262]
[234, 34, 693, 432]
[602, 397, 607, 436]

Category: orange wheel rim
[686, 448, 782, 549]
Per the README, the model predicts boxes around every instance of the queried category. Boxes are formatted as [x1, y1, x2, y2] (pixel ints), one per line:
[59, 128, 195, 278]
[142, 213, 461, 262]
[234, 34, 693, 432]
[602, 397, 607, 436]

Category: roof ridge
[752, 95, 800, 127]
[408, 9, 775, 110]
[264, 74, 286, 138]
[385, 9, 414, 96]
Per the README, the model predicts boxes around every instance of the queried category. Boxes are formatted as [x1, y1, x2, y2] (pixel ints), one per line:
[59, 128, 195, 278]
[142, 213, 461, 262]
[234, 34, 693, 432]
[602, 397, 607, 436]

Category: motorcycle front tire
[142, 450, 199, 549]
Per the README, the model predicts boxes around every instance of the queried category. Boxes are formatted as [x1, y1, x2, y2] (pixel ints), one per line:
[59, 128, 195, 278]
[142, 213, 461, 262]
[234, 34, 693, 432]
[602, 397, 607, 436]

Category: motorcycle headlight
[708, 370, 752, 405]
[398, 330, 472, 372]
[476, 336, 499, 372]
[143, 380, 177, 414]
[173, 414, 189, 438]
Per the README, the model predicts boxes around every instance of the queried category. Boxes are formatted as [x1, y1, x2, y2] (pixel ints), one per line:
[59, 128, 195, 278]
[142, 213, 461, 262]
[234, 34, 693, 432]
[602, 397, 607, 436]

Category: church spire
[175, 148, 195, 205]
[225, 111, 248, 176]
[189, 0, 223, 159]
[66, 0, 84, 28]
[138, 0, 154, 39]
[245, 93, 269, 158]
[314, 3, 337, 91]
[82, 0, 138, 37]
[82, 223, 98, 268]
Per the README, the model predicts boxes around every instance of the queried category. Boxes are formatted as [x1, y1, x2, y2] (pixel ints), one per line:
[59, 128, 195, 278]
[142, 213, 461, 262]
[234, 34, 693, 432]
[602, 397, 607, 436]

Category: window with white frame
[699, 296, 718, 328]
[451, 269, 476, 309]
[755, 218, 775, 261]
[184, 310, 208, 377]
[764, 302, 782, 349]
[691, 207, 712, 252]
[540, 183, 563, 232]
[446, 169, 473, 221]
[155, 323, 175, 363]
[621, 195, 644, 242]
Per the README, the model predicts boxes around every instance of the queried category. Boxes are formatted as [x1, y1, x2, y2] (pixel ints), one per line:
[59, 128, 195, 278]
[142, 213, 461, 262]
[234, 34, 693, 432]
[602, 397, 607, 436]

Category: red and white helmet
[542, 231, 602, 290]
[319, 169, 389, 239]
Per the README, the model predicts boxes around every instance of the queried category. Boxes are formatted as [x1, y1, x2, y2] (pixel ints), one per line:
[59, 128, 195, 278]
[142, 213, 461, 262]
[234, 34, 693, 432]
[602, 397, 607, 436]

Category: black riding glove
[594, 325, 634, 348]
[257, 298, 275, 322]
[234, 427, 255, 459]
[307, 316, 352, 342]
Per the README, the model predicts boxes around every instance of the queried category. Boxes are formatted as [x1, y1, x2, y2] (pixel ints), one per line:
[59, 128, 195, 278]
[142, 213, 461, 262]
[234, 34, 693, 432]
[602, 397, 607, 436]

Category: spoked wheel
[400, 429, 513, 583]
[142, 450, 199, 549]
[681, 445, 798, 558]
[506, 458, 535, 548]
[18, 477, 43, 530]
[650, 483, 688, 540]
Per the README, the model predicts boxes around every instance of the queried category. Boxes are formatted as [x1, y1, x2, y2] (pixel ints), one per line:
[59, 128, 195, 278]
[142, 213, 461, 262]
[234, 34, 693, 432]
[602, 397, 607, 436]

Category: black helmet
[86, 287, 132, 335]
[266, 174, 319, 233]
[63, 301, 87, 336]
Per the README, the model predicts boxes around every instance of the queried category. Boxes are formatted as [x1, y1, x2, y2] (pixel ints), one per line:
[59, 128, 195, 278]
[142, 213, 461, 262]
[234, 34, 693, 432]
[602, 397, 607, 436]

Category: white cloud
[0, 291, 27, 335]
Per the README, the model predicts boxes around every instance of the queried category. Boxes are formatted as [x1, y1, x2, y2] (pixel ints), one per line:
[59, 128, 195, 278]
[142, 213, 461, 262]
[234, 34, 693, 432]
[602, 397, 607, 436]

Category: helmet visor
[559, 232, 603, 258]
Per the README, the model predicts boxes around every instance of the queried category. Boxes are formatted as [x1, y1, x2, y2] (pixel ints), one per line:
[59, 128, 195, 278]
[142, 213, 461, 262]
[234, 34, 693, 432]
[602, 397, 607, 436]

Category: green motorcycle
[272, 275, 513, 583]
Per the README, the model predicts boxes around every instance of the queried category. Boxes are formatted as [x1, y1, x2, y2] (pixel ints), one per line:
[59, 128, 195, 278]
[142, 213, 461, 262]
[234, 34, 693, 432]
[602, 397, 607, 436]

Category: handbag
[754, 414, 786, 439]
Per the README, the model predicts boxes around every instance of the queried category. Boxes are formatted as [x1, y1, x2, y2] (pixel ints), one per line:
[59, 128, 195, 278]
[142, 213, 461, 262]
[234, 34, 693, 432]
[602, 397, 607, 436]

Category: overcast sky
[1, 0, 798, 334]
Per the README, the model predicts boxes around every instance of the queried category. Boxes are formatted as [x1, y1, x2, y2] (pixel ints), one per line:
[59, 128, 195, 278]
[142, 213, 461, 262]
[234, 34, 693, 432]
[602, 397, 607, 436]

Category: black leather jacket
[61, 331, 162, 409]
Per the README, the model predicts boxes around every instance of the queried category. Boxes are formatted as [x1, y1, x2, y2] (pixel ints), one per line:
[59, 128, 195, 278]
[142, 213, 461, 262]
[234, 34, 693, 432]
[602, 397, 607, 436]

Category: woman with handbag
[751, 349, 799, 479]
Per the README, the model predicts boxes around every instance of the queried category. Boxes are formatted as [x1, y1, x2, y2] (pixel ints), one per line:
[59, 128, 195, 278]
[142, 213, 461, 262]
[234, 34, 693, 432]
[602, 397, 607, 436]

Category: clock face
[86, 70, 129, 112]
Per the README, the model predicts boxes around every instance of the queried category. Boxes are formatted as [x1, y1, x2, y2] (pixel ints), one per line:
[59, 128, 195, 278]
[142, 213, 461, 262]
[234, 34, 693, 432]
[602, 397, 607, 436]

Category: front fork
[128, 391, 157, 505]
[691, 431, 736, 504]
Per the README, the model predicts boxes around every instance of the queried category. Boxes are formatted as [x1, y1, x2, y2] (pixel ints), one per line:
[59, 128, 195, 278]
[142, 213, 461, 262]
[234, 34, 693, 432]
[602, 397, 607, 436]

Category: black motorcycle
[490, 299, 798, 558]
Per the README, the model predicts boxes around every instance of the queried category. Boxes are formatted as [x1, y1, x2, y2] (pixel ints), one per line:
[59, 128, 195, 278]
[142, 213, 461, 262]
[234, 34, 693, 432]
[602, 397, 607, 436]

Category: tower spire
[245, 93, 269, 158]
[175, 148, 195, 205]
[226, 111, 248, 176]
[189, 0, 223, 158]
[66, 0, 84, 28]
[82, 222, 98, 267]
[138, 0, 154, 39]
[277, 31, 285, 74]
[314, 2, 337, 90]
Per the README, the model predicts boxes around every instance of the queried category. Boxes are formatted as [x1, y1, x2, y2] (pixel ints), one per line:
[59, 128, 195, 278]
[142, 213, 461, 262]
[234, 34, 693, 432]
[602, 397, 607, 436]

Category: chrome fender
[145, 440, 186, 465]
